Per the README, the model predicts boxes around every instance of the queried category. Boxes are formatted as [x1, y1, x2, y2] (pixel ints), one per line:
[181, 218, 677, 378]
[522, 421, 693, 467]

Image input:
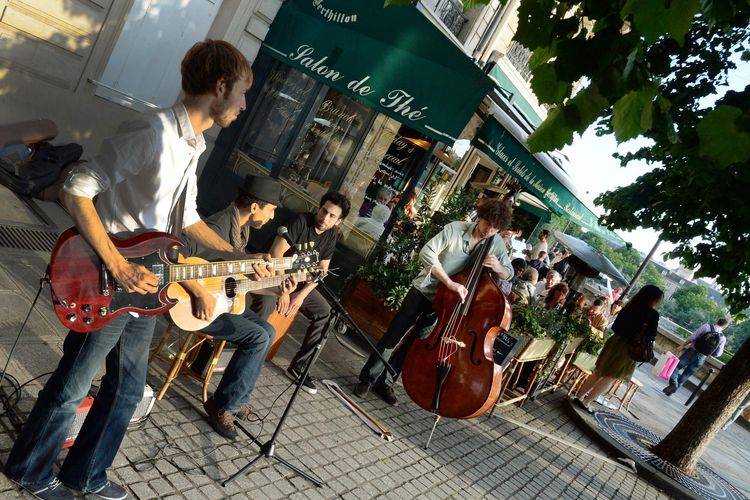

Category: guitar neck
[167, 257, 293, 283]
[234, 274, 297, 294]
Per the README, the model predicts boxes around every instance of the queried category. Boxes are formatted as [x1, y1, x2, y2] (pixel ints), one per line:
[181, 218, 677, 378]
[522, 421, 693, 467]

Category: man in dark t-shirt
[256, 191, 350, 394]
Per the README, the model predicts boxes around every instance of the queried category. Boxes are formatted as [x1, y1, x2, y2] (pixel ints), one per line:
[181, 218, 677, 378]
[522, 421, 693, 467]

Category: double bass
[401, 236, 512, 419]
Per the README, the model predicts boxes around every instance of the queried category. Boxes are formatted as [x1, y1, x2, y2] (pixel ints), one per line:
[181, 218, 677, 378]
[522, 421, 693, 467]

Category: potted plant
[509, 306, 557, 361]
[342, 184, 480, 340]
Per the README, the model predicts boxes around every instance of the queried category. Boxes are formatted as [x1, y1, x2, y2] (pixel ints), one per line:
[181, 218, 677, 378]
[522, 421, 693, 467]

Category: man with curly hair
[355, 198, 514, 405]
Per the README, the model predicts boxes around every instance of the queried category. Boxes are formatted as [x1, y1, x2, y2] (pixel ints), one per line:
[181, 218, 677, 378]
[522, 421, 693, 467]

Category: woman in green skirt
[573, 285, 664, 411]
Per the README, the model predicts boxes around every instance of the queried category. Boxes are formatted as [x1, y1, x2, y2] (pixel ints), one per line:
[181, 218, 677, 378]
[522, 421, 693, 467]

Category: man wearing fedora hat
[185, 174, 293, 439]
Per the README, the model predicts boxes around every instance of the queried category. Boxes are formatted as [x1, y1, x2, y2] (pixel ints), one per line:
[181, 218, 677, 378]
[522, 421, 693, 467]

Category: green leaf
[530, 63, 571, 105]
[527, 107, 574, 152]
[568, 85, 610, 133]
[697, 105, 750, 167]
[621, 0, 701, 45]
[528, 46, 553, 71]
[515, 0, 556, 50]
[611, 86, 658, 141]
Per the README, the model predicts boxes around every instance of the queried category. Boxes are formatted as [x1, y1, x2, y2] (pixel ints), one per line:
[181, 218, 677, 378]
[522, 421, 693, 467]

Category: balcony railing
[436, 0, 467, 38]
[506, 41, 533, 81]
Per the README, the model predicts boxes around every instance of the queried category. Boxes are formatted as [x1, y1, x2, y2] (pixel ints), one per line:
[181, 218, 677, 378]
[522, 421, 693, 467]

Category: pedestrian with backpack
[663, 318, 728, 396]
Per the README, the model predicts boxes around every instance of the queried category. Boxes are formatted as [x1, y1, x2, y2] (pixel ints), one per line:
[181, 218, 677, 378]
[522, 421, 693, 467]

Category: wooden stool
[565, 353, 598, 397]
[150, 325, 227, 402]
[606, 377, 643, 412]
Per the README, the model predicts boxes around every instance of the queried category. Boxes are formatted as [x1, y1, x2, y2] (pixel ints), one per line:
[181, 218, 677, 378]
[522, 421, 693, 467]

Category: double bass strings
[439, 238, 491, 364]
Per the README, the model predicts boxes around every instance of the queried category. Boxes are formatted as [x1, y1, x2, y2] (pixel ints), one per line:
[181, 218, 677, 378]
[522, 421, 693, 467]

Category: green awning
[262, 0, 494, 142]
[487, 63, 543, 127]
[473, 119, 625, 245]
[519, 198, 551, 223]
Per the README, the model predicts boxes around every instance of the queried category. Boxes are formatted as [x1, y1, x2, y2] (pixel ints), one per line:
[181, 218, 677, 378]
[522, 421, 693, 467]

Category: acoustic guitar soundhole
[224, 277, 237, 299]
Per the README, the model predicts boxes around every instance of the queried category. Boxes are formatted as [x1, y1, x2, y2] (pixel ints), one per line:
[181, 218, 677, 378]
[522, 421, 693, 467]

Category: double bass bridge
[441, 338, 466, 348]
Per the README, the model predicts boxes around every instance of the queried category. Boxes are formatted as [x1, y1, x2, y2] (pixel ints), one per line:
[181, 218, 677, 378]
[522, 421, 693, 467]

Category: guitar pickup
[151, 264, 165, 285]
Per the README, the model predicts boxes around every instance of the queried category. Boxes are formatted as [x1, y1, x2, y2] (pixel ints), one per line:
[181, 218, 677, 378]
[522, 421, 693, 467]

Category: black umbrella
[553, 231, 629, 286]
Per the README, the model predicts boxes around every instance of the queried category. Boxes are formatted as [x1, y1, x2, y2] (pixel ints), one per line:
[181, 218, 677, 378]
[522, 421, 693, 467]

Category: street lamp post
[621, 237, 662, 298]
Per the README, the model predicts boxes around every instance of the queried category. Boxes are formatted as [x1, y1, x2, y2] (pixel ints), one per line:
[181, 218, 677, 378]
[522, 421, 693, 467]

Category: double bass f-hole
[465, 330, 483, 366]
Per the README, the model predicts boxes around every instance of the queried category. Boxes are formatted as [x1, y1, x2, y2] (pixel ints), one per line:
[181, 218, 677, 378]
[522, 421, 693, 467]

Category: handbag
[628, 321, 654, 362]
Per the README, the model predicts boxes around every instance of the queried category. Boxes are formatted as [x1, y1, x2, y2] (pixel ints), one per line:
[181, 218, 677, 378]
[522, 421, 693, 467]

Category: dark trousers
[256, 289, 331, 373]
[5, 314, 156, 492]
[200, 308, 274, 412]
[359, 287, 436, 388]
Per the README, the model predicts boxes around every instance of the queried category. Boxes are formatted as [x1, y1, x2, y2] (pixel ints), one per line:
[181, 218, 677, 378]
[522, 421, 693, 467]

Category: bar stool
[606, 377, 643, 412]
[150, 324, 227, 402]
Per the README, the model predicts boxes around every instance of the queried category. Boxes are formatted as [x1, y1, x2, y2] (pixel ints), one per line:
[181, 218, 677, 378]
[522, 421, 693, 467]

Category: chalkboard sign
[493, 331, 523, 368]
[358, 130, 426, 217]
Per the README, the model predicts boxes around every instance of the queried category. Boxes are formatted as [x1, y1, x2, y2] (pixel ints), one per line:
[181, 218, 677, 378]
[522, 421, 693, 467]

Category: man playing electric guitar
[4, 41, 263, 500]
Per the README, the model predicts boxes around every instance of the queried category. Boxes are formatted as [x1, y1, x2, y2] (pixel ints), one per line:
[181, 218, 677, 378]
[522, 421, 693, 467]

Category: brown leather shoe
[236, 403, 258, 421]
[203, 397, 238, 439]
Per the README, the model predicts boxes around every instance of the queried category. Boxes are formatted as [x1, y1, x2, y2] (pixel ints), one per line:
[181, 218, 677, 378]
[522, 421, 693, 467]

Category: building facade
[0, 0, 281, 166]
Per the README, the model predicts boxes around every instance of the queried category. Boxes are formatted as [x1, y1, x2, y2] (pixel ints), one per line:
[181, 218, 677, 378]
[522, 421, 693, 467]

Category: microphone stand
[222, 274, 395, 488]
[315, 277, 397, 378]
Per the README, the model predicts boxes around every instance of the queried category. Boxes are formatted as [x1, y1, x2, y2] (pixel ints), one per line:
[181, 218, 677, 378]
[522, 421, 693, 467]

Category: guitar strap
[169, 183, 188, 239]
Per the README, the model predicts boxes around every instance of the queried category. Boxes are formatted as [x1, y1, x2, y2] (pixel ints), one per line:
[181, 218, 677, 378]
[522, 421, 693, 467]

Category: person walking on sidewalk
[573, 285, 664, 411]
[663, 318, 728, 396]
[3, 40, 262, 500]
[354, 198, 514, 405]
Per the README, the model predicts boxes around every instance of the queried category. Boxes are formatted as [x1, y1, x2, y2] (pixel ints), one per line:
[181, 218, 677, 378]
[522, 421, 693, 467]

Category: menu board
[359, 132, 426, 217]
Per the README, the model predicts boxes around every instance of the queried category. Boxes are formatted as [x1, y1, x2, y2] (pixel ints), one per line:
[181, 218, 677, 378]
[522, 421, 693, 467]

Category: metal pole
[621, 237, 662, 298]
[685, 368, 714, 406]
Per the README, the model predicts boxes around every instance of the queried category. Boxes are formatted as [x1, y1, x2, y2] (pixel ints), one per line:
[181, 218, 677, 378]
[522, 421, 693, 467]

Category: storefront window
[240, 62, 318, 169]
[280, 88, 374, 199]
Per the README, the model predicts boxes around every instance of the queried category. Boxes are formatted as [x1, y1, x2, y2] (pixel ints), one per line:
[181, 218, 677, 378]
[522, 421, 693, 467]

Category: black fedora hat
[238, 174, 282, 207]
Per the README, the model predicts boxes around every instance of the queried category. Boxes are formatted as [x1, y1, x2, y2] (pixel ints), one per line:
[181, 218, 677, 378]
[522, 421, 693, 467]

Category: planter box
[515, 337, 557, 362]
[341, 279, 396, 341]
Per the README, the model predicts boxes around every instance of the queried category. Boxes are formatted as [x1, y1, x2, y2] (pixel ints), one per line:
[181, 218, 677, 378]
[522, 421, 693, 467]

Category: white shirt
[63, 103, 204, 235]
[531, 240, 548, 260]
[533, 281, 549, 303]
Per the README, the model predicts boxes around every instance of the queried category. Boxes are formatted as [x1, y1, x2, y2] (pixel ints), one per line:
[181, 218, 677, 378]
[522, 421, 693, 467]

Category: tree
[516, 1, 750, 313]
[662, 285, 727, 331]
[651, 337, 750, 474]
[511, 0, 750, 477]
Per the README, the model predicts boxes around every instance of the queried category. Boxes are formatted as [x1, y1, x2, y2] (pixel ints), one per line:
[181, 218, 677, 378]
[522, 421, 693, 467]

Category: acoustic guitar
[166, 256, 321, 331]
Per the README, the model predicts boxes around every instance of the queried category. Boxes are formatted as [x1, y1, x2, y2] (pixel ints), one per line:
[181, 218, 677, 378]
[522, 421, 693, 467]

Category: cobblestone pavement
[0, 188, 675, 499]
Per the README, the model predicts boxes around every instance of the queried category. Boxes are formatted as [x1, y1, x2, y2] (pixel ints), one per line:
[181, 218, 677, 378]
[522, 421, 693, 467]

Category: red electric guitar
[48, 228, 318, 333]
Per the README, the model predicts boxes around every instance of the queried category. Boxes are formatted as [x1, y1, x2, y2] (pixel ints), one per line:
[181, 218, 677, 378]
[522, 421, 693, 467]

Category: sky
[560, 58, 750, 270]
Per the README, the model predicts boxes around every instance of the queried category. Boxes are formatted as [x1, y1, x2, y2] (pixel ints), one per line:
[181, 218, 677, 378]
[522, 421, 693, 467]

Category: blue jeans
[670, 348, 706, 388]
[5, 314, 156, 492]
[200, 308, 274, 412]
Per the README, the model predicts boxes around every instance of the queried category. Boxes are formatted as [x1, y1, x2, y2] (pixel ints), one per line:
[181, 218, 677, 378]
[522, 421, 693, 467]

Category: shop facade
[199, 0, 493, 260]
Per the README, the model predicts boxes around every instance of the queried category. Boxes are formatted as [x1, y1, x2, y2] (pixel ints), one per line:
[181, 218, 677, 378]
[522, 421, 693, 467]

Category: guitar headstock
[289, 247, 320, 272]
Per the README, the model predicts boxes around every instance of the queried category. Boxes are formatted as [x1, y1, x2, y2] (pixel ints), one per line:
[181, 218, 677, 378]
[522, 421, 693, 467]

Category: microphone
[277, 226, 288, 237]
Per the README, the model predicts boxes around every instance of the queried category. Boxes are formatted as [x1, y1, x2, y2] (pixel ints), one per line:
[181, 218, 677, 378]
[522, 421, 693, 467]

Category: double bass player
[355, 198, 514, 405]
